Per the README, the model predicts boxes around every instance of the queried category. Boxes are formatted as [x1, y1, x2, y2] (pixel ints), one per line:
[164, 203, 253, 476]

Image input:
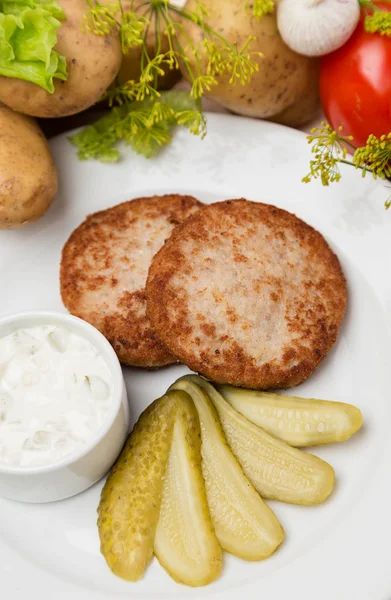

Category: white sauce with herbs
[0, 325, 113, 467]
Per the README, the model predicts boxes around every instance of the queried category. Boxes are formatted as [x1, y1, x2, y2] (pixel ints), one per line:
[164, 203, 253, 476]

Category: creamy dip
[0, 325, 113, 467]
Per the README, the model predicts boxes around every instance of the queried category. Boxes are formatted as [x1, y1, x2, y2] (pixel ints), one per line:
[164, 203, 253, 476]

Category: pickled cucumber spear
[170, 377, 284, 561]
[154, 390, 222, 586]
[98, 394, 177, 581]
[188, 375, 335, 505]
[98, 391, 222, 585]
[218, 385, 363, 447]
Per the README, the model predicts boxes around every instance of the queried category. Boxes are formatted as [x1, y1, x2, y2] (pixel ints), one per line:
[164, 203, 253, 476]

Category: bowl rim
[0, 310, 128, 475]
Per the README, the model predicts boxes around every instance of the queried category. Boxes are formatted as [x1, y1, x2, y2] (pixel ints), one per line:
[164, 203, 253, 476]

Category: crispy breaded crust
[146, 199, 347, 388]
[60, 194, 202, 368]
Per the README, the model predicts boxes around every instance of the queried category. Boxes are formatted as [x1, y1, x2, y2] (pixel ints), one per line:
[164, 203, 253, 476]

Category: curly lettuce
[0, 0, 67, 92]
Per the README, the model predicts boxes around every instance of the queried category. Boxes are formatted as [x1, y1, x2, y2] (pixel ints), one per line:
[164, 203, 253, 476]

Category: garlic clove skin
[277, 0, 361, 57]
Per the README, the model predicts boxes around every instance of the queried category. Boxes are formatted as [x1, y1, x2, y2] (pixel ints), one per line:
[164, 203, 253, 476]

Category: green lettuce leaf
[0, 0, 67, 92]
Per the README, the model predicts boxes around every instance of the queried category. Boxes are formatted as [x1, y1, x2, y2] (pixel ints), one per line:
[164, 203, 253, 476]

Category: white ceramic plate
[1, 114, 391, 600]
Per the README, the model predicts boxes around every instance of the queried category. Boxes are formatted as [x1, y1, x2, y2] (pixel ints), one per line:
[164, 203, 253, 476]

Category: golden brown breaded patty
[146, 199, 347, 389]
[60, 194, 202, 368]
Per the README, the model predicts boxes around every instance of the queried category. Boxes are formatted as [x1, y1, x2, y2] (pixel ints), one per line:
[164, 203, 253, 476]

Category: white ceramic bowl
[0, 311, 129, 503]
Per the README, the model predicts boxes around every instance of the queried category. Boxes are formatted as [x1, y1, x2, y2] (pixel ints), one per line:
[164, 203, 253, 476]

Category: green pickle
[188, 376, 335, 505]
[154, 390, 222, 586]
[97, 394, 177, 581]
[218, 385, 363, 447]
[98, 374, 357, 584]
[170, 378, 284, 561]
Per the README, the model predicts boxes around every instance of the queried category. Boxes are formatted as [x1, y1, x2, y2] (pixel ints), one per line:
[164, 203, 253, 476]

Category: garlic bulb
[277, 0, 361, 57]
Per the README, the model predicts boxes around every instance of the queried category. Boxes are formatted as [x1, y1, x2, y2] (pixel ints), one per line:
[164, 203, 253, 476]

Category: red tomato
[320, 2, 391, 149]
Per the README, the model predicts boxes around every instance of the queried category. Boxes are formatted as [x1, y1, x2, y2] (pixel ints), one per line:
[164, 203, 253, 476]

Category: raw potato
[218, 385, 363, 447]
[267, 60, 320, 127]
[154, 391, 222, 587]
[0, 0, 122, 118]
[0, 105, 57, 229]
[190, 376, 335, 505]
[117, 0, 180, 90]
[170, 377, 284, 561]
[179, 0, 320, 125]
[98, 394, 177, 582]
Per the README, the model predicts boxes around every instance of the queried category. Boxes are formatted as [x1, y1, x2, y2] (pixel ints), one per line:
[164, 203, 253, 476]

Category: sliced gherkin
[186, 376, 335, 505]
[154, 390, 222, 586]
[218, 384, 363, 447]
[170, 377, 284, 561]
[97, 394, 177, 582]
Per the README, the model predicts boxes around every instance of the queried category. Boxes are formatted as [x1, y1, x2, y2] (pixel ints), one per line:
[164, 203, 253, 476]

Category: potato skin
[179, 0, 319, 124]
[0, 0, 122, 118]
[267, 60, 320, 127]
[0, 105, 57, 229]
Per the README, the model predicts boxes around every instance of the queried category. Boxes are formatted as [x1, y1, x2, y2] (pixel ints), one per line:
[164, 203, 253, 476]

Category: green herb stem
[73, 0, 261, 162]
[167, 4, 237, 54]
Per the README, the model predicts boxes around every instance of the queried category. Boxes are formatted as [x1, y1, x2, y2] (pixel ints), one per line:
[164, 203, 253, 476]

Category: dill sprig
[303, 123, 355, 186]
[223, 36, 263, 85]
[303, 122, 391, 209]
[84, 0, 118, 34]
[359, 0, 391, 37]
[69, 90, 206, 161]
[354, 133, 391, 180]
[365, 11, 391, 35]
[72, 0, 262, 162]
[248, 0, 275, 20]
[119, 10, 147, 52]
[190, 74, 217, 99]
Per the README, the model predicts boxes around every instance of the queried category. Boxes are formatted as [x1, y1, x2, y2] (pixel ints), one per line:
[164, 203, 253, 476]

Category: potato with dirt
[0, 0, 122, 118]
[179, 0, 320, 126]
[0, 106, 57, 229]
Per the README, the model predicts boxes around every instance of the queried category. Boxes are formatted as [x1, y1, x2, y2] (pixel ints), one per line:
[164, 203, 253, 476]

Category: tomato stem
[359, 0, 391, 13]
